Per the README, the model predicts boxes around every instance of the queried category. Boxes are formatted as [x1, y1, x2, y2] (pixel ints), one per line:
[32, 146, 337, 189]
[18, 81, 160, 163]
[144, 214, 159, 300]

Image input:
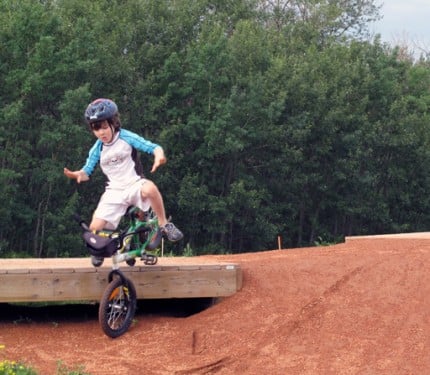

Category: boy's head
[85, 98, 121, 131]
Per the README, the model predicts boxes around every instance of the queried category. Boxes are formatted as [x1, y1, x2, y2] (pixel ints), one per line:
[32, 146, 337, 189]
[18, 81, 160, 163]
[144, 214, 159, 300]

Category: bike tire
[98, 275, 137, 338]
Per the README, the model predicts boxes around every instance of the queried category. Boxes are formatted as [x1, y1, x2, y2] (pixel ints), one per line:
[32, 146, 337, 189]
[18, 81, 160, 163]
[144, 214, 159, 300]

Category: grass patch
[0, 358, 91, 375]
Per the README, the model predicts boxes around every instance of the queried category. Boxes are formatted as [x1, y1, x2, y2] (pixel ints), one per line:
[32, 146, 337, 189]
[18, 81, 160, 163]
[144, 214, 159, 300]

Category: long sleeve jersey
[82, 128, 159, 189]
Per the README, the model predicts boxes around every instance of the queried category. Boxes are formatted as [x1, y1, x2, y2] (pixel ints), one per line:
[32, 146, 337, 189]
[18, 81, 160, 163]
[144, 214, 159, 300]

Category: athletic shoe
[162, 222, 183, 242]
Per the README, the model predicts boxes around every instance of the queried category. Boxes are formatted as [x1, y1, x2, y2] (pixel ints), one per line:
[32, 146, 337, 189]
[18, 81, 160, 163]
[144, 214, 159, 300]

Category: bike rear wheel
[98, 274, 137, 338]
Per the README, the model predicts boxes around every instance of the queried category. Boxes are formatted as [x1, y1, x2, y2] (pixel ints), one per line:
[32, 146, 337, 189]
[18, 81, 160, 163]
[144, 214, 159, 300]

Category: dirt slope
[1, 236, 430, 375]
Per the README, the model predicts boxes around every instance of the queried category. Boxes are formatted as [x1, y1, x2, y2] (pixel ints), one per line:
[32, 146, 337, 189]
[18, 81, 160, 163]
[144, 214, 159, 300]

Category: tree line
[1, 0, 429, 257]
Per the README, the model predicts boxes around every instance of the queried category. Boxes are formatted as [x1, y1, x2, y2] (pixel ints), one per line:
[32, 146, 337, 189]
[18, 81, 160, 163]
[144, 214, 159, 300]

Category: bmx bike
[75, 207, 162, 338]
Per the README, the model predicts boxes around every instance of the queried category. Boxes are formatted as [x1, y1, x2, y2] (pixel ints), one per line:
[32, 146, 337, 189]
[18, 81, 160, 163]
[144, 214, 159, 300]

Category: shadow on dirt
[0, 298, 216, 323]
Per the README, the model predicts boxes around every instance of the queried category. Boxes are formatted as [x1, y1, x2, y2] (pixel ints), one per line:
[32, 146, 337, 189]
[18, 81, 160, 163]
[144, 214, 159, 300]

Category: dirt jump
[1, 234, 430, 374]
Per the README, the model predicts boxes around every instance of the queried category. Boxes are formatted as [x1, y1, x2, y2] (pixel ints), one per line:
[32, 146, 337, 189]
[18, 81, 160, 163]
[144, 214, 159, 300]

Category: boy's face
[91, 120, 114, 143]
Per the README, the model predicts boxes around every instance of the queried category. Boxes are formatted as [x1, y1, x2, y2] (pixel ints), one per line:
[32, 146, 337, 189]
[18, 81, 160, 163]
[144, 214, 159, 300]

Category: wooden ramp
[0, 257, 242, 303]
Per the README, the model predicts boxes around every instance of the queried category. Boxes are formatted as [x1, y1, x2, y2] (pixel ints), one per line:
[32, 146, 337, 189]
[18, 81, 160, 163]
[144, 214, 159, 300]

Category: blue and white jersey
[82, 128, 159, 189]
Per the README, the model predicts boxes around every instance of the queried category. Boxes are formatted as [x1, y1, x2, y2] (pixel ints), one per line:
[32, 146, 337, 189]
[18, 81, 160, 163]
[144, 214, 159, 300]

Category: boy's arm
[120, 129, 166, 173]
[81, 140, 102, 176]
[63, 168, 89, 183]
[64, 140, 101, 183]
[120, 128, 159, 154]
[151, 146, 167, 173]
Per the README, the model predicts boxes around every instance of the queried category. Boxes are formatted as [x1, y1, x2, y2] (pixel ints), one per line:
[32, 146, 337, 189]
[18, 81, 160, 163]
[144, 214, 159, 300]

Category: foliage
[0, 344, 90, 375]
[0, 0, 430, 256]
[0, 360, 37, 375]
[55, 361, 91, 375]
[0, 361, 90, 375]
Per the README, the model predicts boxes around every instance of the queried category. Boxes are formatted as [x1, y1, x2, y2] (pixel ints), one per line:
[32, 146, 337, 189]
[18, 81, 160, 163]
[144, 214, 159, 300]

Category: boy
[64, 98, 183, 248]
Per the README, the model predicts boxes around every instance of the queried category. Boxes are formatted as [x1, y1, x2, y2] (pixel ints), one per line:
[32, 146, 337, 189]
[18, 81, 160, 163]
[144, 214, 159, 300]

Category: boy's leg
[140, 180, 168, 226]
[88, 217, 108, 267]
[89, 217, 108, 232]
[93, 189, 127, 231]
[88, 193, 124, 267]
[140, 180, 183, 242]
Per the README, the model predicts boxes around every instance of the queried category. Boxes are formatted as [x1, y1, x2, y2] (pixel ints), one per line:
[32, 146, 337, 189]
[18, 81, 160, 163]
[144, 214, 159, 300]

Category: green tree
[1, 0, 430, 258]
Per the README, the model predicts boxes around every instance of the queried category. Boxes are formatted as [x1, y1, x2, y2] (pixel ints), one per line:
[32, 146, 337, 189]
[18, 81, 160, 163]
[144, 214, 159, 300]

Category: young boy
[64, 98, 183, 247]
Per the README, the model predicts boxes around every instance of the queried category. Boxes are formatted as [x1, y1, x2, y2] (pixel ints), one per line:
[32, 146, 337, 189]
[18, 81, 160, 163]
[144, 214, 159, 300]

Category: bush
[0, 360, 37, 375]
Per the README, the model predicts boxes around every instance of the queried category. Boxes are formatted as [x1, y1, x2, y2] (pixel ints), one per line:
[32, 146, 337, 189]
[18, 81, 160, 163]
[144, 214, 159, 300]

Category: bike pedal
[141, 253, 158, 265]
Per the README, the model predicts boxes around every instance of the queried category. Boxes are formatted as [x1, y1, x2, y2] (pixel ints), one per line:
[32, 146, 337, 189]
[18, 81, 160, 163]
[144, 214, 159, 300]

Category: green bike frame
[97, 207, 160, 270]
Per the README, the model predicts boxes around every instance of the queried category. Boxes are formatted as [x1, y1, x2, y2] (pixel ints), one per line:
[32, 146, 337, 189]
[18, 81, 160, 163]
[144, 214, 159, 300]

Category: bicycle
[75, 207, 162, 338]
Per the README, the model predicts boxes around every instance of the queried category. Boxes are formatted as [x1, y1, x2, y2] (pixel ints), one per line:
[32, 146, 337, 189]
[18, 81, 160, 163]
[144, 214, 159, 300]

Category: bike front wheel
[98, 275, 137, 338]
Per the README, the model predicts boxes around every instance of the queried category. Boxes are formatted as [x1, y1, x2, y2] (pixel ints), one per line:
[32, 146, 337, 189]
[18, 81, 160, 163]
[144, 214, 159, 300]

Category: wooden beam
[0, 257, 242, 303]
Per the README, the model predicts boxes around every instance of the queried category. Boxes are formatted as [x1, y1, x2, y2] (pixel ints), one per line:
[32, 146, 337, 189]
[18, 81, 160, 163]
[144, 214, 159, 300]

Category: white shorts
[93, 179, 151, 229]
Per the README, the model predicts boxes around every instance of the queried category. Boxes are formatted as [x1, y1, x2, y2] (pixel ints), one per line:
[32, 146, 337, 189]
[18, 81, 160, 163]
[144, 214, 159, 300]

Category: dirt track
[1, 236, 430, 374]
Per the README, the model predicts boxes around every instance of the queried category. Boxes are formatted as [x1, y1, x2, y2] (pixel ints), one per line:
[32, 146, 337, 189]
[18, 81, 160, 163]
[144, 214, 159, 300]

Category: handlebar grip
[81, 222, 90, 231]
[73, 213, 90, 231]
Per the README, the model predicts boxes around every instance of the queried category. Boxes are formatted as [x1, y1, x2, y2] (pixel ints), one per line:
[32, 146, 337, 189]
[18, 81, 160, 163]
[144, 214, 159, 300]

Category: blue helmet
[85, 98, 118, 123]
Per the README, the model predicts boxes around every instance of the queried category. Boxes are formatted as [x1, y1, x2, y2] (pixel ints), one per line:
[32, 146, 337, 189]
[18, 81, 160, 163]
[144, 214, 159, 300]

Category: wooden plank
[0, 272, 108, 302]
[0, 257, 242, 303]
[131, 266, 240, 299]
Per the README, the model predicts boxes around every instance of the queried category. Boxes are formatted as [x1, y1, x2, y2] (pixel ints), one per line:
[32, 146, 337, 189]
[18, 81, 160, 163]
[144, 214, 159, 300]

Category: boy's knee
[141, 180, 159, 197]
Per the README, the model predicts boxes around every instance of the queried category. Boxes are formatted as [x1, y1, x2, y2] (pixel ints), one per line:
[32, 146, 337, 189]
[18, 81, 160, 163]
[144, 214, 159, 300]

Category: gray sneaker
[162, 222, 183, 242]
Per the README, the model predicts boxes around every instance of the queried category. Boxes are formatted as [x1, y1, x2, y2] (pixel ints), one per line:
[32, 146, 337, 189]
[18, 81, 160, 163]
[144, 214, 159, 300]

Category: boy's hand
[64, 168, 89, 183]
[151, 147, 167, 173]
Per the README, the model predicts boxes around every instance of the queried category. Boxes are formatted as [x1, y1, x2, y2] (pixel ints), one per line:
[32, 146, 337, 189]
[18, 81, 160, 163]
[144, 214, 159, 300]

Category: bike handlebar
[73, 213, 90, 231]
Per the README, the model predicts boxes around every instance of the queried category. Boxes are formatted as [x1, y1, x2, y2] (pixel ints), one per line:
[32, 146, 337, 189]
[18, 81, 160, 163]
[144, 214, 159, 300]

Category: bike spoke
[106, 286, 129, 329]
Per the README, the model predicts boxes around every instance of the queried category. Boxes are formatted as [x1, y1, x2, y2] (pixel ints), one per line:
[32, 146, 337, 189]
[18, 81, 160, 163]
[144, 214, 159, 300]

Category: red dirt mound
[1, 236, 430, 374]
